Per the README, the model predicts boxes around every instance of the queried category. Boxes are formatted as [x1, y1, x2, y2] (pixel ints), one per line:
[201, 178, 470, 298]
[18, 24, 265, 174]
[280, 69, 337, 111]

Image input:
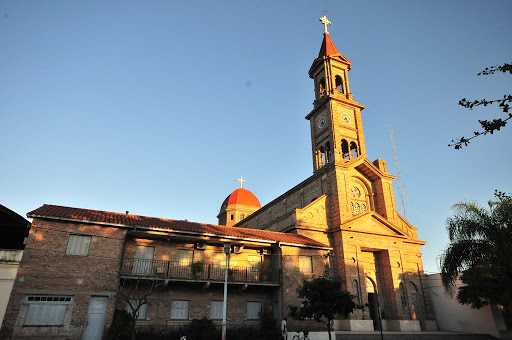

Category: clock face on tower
[318, 116, 327, 129]
[341, 113, 351, 124]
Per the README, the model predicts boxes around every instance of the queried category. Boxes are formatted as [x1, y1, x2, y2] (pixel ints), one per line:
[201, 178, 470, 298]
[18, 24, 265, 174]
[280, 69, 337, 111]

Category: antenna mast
[389, 125, 407, 219]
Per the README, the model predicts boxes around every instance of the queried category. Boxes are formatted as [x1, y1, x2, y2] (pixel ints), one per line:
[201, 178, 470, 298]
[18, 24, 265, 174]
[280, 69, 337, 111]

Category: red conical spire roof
[318, 33, 340, 58]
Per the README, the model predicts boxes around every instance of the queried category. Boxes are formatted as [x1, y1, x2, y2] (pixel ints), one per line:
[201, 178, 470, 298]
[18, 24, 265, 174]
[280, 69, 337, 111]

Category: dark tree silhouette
[439, 191, 512, 327]
[113, 278, 164, 340]
[449, 63, 511, 149]
[288, 276, 355, 340]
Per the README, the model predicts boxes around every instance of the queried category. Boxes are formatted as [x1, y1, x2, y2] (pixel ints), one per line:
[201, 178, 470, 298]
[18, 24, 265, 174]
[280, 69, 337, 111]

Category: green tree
[288, 276, 355, 340]
[440, 191, 512, 327]
[449, 63, 511, 149]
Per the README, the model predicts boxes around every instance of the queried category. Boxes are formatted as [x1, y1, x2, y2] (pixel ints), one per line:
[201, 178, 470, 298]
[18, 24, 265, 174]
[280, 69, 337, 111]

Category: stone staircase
[335, 331, 497, 340]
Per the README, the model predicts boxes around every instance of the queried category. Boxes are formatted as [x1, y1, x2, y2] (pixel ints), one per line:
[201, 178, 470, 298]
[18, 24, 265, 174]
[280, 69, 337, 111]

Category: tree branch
[449, 63, 511, 149]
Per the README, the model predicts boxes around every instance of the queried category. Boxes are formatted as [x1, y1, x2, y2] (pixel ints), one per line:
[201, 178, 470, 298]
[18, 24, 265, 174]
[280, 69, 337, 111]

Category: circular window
[351, 187, 361, 198]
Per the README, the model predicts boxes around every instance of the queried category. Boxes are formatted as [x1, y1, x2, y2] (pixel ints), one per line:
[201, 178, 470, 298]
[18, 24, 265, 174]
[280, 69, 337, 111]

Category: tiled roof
[318, 33, 340, 57]
[220, 188, 261, 211]
[27, 204, 329, 248]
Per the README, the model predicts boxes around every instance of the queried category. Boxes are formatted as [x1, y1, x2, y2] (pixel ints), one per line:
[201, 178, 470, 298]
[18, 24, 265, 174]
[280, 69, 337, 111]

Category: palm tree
[440, 192, 512, 327]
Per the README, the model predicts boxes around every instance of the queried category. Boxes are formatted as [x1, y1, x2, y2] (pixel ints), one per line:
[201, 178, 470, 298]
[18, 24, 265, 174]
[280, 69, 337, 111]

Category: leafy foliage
[107, 309, 134, 340]
[440, 191, 512, 327]
[185, 318, 218, 340]
[113, 279, 165, 340]
[259, 308, 281, 339]
[449, 63, 511, 149]
[289, 276, 355, 340]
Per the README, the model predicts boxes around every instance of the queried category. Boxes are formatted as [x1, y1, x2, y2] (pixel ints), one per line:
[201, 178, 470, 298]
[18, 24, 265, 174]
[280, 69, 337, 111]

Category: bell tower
[306, 16, 366, 172]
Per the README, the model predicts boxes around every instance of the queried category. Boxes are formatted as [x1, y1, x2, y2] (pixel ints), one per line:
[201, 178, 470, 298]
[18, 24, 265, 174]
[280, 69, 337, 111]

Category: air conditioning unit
[260, 248, 271, 255]
[196, 243, 207, 250]
[232, 246, 244, 254]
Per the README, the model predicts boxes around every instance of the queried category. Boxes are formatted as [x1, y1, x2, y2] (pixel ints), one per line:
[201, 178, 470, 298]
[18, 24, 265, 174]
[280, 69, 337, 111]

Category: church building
[0, 16, 436, 340]
[234, 16, 436, 332]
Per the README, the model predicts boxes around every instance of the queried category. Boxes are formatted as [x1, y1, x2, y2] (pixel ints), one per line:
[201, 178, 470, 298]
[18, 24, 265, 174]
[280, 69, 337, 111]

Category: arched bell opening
[318, 78, 326, 98]
[335, 75, 344, 94]
[350, 141, 358, 159]
[341, 139, 350, 161]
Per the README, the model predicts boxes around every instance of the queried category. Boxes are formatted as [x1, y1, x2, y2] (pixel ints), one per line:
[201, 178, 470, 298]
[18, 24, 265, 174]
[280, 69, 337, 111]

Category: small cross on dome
[319, 15, 331, 33]
[237, 176, 246, 189]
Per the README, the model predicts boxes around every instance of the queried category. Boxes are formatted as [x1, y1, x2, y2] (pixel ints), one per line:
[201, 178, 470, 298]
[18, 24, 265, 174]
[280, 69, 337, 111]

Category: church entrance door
[368, 293, 380, 330]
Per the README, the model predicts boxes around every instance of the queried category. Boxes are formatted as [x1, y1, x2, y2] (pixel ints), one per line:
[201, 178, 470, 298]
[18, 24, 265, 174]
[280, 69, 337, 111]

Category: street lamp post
[222, 242, 231, 340]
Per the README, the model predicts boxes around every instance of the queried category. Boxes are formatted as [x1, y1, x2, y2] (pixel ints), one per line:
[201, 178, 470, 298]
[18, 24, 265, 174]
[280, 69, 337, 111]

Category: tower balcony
[119, 258, 281, 286]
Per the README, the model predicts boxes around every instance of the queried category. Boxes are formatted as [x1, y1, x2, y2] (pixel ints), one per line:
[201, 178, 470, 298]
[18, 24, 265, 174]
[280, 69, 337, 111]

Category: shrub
[107, 309, 133, 340]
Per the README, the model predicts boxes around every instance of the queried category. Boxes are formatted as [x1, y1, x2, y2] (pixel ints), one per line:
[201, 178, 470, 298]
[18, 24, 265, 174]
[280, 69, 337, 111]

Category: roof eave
[29, 214, 328, 249]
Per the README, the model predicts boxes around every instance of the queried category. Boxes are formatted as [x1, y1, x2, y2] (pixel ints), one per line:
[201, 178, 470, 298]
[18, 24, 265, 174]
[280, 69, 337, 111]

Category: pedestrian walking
[281, 317, 288, 340]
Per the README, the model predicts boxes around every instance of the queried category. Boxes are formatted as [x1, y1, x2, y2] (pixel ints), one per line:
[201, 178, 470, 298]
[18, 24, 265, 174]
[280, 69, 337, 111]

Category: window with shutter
[299, 256, 313, 273]
[24, 295, 73, 326]
[66, 235, 91, 256]
[176, 249, 193, 265]
[170, 300, 189, 320]
[246, 301, 262, 320]
[210, 300, 224, 319]
[133, 246, 155, 275]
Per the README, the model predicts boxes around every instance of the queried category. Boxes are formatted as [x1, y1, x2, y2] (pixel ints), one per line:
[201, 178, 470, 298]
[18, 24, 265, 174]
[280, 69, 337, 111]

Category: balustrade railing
[120, 258, 280, 284]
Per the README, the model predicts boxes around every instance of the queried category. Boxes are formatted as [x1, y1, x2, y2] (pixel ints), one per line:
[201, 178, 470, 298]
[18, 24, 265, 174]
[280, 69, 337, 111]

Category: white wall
[0, 250, 23, 328]
[426, 273, 500, 338]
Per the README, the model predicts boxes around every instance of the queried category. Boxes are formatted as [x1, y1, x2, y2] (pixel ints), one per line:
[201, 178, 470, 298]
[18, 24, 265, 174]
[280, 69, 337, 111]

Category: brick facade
[1, 219, 126, 339]
[0, 208, 331, 339]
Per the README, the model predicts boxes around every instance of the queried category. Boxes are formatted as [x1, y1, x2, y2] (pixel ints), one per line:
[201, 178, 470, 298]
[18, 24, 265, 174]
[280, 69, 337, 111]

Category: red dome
[220, 188, 261, 211]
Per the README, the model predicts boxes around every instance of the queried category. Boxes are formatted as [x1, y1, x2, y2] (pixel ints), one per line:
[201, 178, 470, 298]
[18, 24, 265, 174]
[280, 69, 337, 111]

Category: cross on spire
[237, 176, 246, 189]
[319, 15, 331, 34]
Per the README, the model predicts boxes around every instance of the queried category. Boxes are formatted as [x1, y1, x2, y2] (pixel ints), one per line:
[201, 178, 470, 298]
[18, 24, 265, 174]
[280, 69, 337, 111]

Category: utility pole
[222, 242, 231, 340]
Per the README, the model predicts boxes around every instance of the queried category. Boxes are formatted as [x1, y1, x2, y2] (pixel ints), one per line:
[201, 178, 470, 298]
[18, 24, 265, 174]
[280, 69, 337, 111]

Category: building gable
[296, 194, 328, 228]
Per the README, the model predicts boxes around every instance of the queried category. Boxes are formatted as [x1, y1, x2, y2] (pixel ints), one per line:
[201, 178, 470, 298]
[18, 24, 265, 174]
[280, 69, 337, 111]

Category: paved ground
[334, 331, 496, 340]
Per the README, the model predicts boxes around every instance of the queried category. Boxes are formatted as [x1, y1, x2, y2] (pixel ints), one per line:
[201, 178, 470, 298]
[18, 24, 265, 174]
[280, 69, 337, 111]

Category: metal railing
[120, 258, 280, 284]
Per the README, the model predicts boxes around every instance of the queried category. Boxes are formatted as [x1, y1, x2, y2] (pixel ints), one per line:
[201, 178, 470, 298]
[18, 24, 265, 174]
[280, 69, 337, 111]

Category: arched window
[361, 204, 366, 213]
[320, 147, 326, 166]
[319, 78, 326, 98]
[352, 279, 360, 305]
[354, 203, 360, 215]
[350, 142, 358, 159]
[325, 142, 330, 163]
[341, 139, 349, 161]
[409, 282, 421, 321]
[335, 75, 344, 94]
[240, 214, 245, 220]
[351, 202, 354, 214]
[230, 214, 234, 221]
[399, 283, 407, 308]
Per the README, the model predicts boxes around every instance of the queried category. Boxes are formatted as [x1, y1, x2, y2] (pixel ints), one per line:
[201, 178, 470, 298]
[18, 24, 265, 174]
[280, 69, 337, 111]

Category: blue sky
[1, 1, 511, 274]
